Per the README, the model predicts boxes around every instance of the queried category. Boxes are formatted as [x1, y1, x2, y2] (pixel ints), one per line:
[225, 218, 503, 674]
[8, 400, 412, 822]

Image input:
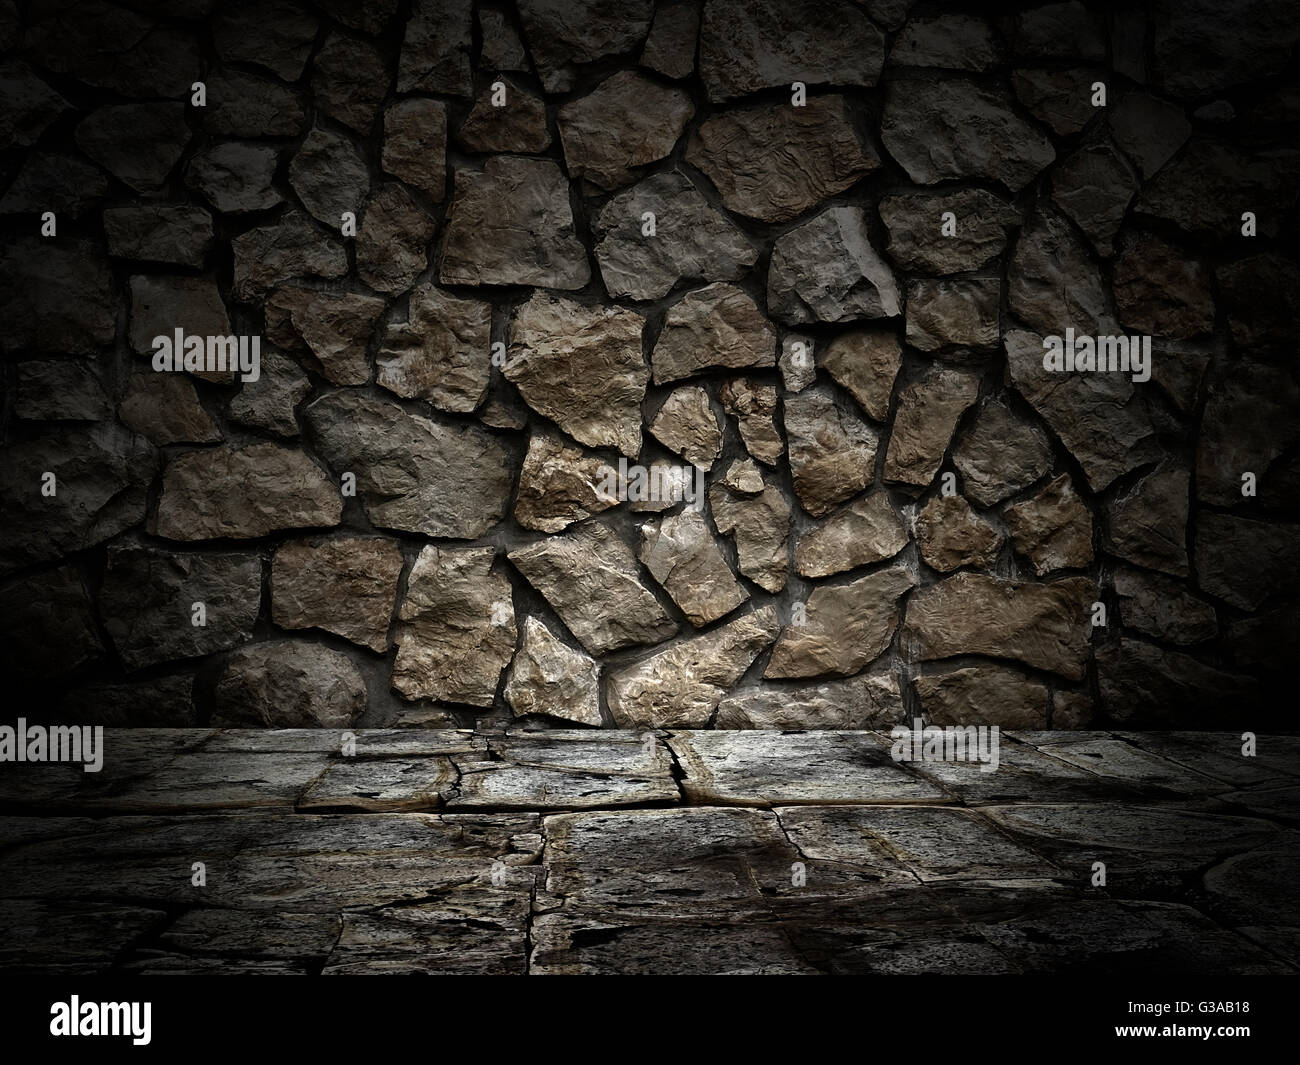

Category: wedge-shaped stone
[1004, 474, 1093, 576]
[952, 398, 1054, 507]
[606, 607, 779, 728]
[649, 386, 721, 470]
[766, 565, 915, 678]
[640, 508, 747, 627]
[507, 294, 647, 457]
[818, 329, 901, 423]
[904, 573, 1094, 680]
[504, 618, 602, 725]
[304, 392, 512, 539]
[796, 493, 907, 578]
[709, 483, 790, 594]
[884, 367, 981, 488]
[393, 547, 515, 707]
[509, 523, 677, 656]
[151, 444, 340, 541]
[514, 430, 620, 533]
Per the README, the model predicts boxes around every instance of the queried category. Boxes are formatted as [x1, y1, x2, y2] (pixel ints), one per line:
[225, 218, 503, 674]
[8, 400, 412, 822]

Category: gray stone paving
[0, 729, 1296, 975]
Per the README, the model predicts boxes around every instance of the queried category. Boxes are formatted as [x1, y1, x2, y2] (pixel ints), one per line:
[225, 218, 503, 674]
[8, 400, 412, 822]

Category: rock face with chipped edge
[640, 507, 747, 627]
[914, 494, 1003, 573]
[881, 187, 1019, 274]
[818, 329, 901, 423]
[506, 294, 647, 457]
[509, 523, 677, 656]
[884, 367, 981, 488]
[904, 573, 1094, 680]
[606, 606, 780, 728]
[377, 284, 491, 413]
[914, 665, 1048, 729]
[1003, 474, 1094, 576]
[768, 206, 901, 324]
[718, 378, 783, 466]
[505, 617, 602, 726]
[715, 670, 903, 729]
[952, 398, 1054, 507]
[766, 564, 916, 678]
[392, 546, 515, 707]
[517, 0, 654, 93]
[795, 493, 908, 578]
[514, 430, 621, 533]
[649, 386, 722, 471]
[710, 483, 790, 594]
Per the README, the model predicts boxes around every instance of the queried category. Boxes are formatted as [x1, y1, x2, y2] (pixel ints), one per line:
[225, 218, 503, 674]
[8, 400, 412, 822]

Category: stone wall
[1, 0, 1297, 730]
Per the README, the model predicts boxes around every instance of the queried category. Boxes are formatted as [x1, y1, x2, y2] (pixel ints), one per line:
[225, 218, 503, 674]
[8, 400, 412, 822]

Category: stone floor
[1, 729, 1297, 975]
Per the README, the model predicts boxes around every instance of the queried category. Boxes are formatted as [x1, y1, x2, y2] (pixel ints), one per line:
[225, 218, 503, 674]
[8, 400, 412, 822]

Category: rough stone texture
[378, 285, 490, 412]
[99, 541, 261, 672]
[884, 367, 980, 488]
[686, 96, 878, 222]
[710, 483, 790, 594]
[272, 538, 404, 653]
[914, 495, 1003, 573]
[151, 445, 341, 542]
[905, 278, 1000, 355]
[904, 574, 1094, 680]
[649, 387, 721, 470]
[882, 78, 1055, 191]
[399, 0, 473, 95]
[1113, 231, 1215, 339]
[699, 0, 885, 101]
[3, 0, 1291, 732]
[509, 524, 677, 656]
[382, 99, 447, 200]
[1114, 567, 1217, 645]
[715, 671, 902, 729]
[784, 387, 878, 516]
[766, 565, 916, 678]
[640, 508, 747, 626]
[517, 0, 653, 93]
[880, 188, 1019, 274]
[795, 493, 908, 578]
[392, 546, 515, 707]
[507, 294, 647, 456]
[594, 171, 756, 301]
[818, 330, 900, 423]
[952, 399, 1054, 507]
[458, 81, 550, 154]
[214, 643, 366, 728]
[505, 619, 602, 726]
[914, 666, 1048, 729]
[440, 157, 590, 289]
[718, 378, 783, 466]
[607, 607, 779, 727]
[305, 392, 512, 539]
[514, 430, 620, 533]
[1005, 329, 1159, 493]
[1003, 475, 1094, 576]
[558, 71, 694, 190]
[1103, 462, 1190, 578]
[768, 207, 901, 324]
